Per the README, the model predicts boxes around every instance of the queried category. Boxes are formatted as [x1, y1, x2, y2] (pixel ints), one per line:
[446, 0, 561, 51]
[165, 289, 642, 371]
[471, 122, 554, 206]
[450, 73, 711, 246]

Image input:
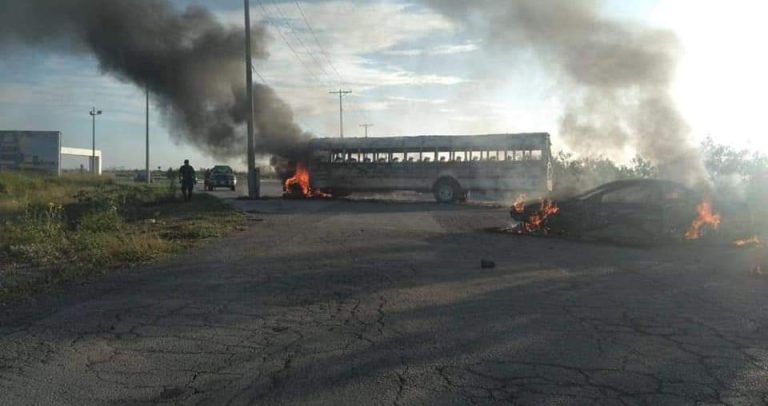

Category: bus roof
[309, 133, 550, 151]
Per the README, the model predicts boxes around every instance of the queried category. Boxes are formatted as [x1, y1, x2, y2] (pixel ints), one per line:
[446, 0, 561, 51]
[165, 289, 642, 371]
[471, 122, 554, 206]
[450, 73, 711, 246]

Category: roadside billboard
[0, 131, 61, 175]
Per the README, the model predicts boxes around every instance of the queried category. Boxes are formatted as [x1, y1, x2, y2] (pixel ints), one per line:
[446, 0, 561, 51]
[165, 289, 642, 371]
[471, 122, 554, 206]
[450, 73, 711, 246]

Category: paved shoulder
[1, 199, 767, 405]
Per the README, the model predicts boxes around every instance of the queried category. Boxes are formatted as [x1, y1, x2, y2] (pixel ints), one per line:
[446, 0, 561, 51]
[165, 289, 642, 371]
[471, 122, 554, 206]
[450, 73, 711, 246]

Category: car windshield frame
[573, 182, 624, 201]
[210, 166, 233, 174]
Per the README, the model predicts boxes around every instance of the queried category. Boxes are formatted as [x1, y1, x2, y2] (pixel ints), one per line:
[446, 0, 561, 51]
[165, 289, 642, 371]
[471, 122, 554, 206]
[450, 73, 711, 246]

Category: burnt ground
[1, 193, 767, 405]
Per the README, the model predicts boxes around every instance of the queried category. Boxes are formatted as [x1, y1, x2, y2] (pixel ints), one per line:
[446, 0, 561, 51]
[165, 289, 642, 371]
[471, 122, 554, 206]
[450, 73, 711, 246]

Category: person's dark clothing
[179, 164, 196, 201]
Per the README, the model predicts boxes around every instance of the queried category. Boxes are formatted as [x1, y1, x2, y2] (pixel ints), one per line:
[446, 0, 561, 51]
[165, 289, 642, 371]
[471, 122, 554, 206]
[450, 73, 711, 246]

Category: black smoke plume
[0, 0, 310, 160]
[422, 0, 706, 186]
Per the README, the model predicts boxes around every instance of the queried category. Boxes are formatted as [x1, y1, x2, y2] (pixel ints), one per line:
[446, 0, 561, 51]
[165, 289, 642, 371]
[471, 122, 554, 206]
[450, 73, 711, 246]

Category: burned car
[511, 179, 753, 243]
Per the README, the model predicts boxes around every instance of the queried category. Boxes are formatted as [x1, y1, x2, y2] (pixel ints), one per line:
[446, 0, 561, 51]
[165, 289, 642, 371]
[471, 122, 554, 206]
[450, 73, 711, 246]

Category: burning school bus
[284, 133, 553, 203]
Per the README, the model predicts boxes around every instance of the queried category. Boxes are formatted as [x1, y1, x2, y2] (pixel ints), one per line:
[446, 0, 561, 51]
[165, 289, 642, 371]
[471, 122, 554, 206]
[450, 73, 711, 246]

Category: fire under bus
[287, 133, 553, 203]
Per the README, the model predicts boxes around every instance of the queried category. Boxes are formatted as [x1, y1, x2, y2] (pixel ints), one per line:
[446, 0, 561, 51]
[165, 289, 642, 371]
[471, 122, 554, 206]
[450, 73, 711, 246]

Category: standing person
[179, 159, 196, 201]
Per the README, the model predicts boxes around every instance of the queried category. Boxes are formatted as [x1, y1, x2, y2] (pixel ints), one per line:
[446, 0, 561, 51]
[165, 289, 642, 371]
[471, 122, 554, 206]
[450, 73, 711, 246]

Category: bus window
[437, 152, 450, 162]
[488, 151, 499, 161]
[531, 150, 543, 160]
[470, 151, 481, 161]
[421, 151, 435, 162]
[333, 152, 344, 162]
[392, 152, 405, 163]
[505, 150, 515, 161]
[405, 152, 419, 162]
[362, 152, 374, 163]
[453, 151, 467, 162]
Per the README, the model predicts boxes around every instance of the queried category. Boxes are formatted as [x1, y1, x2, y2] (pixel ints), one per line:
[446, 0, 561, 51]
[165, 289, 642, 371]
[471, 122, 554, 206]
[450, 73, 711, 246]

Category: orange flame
[284, 162, 312, 197]
[685, 198, 721, 240]
[521, 199, 560, 234]
[513, 193, 527, 214]
[734, 236, 763, 247]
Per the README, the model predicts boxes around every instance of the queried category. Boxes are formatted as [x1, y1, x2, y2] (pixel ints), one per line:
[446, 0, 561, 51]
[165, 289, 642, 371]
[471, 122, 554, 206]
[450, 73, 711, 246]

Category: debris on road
[481, 259, 495, 269]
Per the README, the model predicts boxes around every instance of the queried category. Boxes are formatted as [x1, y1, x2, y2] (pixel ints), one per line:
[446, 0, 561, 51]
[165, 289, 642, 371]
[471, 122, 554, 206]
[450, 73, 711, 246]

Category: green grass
[0, 172, 245, 302]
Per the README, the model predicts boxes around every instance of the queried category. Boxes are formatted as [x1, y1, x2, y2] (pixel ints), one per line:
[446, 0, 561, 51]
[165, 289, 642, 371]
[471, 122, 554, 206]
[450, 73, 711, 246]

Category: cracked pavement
[1, 197, 767, 405]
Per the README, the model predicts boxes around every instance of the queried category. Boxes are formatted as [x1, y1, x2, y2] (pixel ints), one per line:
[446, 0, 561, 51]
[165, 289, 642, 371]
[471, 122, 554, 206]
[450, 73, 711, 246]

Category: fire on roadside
[684, 198, 721, 240]
[734, 236, 763, 247]
[518, 198, 560, 234]
[283, 162, 328, 198]
[513, 193, 527, 214]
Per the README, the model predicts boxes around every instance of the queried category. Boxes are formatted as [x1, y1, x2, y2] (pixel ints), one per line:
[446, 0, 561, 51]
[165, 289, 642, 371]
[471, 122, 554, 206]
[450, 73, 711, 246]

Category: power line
[250, 62, 268, 85]
[293, 0, 345, 87]
[256, 0, 326, 88]
[292, 1, 371, 126]
[258, 1, 371, 133]
[269, 0, 335, 85]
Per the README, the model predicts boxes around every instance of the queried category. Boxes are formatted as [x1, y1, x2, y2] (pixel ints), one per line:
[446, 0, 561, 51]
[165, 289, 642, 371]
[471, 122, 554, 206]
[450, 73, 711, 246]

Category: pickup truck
[204, 165, 237, 191]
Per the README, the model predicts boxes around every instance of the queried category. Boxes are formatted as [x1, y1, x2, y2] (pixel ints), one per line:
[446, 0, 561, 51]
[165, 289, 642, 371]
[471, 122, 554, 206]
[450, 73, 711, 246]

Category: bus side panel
[319, 163, 437, 192]
[455, 161, 549, 193]
[311, 161, 549, 194]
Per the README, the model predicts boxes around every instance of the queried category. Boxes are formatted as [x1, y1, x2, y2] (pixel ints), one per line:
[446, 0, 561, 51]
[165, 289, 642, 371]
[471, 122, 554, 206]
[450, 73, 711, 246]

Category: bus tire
[433, 178, 461, 204]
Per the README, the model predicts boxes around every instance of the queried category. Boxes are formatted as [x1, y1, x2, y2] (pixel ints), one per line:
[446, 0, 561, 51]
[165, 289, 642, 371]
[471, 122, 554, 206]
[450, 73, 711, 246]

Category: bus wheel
[433, 178, 460, 203]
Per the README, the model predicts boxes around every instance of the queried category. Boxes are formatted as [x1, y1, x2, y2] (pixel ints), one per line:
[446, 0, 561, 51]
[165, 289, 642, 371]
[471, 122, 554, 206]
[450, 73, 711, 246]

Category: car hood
[511, 197, 580, 221]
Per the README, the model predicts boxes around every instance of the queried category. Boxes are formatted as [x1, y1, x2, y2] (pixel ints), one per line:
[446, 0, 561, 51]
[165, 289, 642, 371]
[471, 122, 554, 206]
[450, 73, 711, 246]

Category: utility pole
[145, 87, 150, 184]
[360, 123, 374, 138]
[244, 0, 259, 199]
[89, 107, 102, 174]
[329, 89, 352, 138]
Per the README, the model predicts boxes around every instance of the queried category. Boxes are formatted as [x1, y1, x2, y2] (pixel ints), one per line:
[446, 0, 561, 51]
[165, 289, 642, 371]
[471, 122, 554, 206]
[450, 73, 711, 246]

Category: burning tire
[433, 178, 462, 204]
[284, 182, 305, 199]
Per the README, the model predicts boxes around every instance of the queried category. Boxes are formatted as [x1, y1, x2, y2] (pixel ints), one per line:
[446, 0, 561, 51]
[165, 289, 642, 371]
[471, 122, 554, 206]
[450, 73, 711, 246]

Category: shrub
[3, 203, 71, 267]
[78, 207, 123, 233]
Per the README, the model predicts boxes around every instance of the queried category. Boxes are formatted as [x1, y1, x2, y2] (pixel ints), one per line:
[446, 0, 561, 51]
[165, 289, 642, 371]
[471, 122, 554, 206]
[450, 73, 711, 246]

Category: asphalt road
[208, 178, 514, 204]
[1, 195, 767, 405]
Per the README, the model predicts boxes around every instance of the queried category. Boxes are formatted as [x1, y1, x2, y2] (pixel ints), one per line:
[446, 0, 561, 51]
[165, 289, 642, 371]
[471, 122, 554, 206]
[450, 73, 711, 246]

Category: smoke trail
[0, 0, 310, 160]
[422, 0, 706, 185]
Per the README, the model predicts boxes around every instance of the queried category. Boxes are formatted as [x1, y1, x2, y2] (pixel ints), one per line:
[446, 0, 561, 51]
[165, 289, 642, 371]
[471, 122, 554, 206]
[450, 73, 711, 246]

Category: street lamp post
[89, 107, 102, 174]
[146, 87, 150, 184]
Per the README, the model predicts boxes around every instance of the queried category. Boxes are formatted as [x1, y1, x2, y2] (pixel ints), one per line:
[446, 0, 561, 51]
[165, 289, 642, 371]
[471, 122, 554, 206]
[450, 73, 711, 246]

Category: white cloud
[384, 41, 480, 56]
[431, 42, 480, 55]
[652, 0, 768, 152]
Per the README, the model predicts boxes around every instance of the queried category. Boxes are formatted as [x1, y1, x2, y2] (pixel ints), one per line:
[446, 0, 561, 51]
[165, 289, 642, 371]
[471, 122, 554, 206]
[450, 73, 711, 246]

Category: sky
[0, 0, 766, 171]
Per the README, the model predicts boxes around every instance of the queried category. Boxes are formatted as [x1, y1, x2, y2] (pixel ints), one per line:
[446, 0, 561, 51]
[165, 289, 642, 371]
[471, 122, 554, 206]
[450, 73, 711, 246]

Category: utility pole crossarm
[329, 89, 352, 138]
[360, 123, 373, 138]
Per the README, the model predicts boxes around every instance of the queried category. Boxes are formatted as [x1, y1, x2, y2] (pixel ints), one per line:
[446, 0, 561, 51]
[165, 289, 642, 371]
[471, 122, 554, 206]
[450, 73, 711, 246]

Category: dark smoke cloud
[422, 0, 706, 185]
[0, 0, 310, 160]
